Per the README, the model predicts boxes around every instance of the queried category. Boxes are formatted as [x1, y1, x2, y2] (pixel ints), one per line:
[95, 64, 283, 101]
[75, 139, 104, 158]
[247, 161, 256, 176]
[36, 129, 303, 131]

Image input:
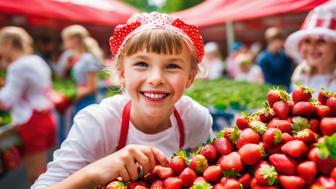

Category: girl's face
[119, 42, 195, 117]
[0, 40, 14, 64]
[62, 36, 77, 50]
[303, 36, 336, 67]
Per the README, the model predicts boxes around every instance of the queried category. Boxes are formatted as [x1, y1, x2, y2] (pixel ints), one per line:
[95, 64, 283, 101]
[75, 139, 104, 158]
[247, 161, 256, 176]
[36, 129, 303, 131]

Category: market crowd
[0, 1, 334, 188]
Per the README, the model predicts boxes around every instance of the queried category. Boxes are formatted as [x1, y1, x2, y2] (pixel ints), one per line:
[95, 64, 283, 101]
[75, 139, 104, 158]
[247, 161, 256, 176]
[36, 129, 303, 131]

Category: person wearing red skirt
[0, 27, 56, 184]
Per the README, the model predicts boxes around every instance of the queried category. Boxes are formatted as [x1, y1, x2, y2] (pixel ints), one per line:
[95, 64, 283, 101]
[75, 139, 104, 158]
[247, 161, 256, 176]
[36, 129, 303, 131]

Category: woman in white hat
[285, 1, 336, 93]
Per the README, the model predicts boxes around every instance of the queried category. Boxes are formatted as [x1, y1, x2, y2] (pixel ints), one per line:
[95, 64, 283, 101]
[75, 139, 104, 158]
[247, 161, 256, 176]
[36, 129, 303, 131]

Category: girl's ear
[186, 71, 196, 88]
[118, 68, 125, 89]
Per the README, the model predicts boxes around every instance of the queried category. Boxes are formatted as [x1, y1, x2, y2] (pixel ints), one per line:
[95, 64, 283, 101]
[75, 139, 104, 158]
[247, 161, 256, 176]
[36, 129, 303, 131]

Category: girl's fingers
[151, 147, 168, 166]
[118, 166, 130, 182]
[124, 155, 139, 181]
[137, 146, 156, 172]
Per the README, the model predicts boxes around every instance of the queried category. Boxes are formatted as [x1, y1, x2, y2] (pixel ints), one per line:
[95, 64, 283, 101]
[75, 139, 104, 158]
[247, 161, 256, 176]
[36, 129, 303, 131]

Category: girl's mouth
[140, 91, 170, 102]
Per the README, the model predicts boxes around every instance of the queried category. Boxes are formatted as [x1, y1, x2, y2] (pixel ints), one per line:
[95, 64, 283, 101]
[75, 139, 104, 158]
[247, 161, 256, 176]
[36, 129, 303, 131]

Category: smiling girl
[32, 12, 213, 189]
[286, 1, 336, 93]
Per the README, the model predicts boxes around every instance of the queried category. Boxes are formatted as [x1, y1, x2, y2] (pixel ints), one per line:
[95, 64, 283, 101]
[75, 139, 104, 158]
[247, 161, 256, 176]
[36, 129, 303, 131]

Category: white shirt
[235, 65, 263, 83]
[204, 59, 225, 80]
[31, 95, 213, 188]
[291, 74, 336, 96]
[0, 55, 52, 125]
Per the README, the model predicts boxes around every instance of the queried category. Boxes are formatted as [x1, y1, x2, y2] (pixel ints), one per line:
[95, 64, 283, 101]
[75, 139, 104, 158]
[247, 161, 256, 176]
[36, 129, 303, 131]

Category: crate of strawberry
[99, 86, 336, 189]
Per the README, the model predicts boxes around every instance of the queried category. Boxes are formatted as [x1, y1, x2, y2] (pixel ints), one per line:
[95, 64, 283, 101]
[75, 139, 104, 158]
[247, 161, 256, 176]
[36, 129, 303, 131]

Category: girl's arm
[75, 71, 97, 102]
[42, 145, 168, 189]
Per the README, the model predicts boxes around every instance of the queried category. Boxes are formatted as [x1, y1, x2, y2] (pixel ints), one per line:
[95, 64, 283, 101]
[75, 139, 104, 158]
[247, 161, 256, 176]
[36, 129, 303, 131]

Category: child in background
[202, 42, 225, 80]
[234, 53, 264, 84]
[32, 12, 213, 189]
[286, 1, 336, 93]
[0, 27, 56, 183]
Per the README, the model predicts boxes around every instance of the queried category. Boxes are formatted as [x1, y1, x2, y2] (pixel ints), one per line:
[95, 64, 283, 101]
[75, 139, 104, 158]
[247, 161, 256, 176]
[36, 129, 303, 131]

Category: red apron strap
[174, 108, 185, 149]
[116, 100, 185, 151]
[116, 100, 132, 151]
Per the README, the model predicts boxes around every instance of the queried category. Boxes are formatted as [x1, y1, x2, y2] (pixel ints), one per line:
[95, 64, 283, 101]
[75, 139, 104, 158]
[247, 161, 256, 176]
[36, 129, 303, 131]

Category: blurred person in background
[286, 1, 336, 93]
[202, 42, 225, 80]
[226, 41, 248, 79]
[61, 25, 103, 114]
[0, 26, 56, 183]
[234, 52, 264, 84]
[257, 27, 293, 88]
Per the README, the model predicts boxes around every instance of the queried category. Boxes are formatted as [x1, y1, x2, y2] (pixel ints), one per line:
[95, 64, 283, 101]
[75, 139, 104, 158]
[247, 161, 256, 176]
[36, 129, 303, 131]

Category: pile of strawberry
[103, 86, 336, 189]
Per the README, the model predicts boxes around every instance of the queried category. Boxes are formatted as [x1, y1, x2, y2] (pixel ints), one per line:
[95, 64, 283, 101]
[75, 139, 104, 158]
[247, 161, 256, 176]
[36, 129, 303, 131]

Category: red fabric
[175, 0, 328, 28]
[116, 101, 185, 151]
[0, 0, 137, 26]
[17, 110, 56, 155]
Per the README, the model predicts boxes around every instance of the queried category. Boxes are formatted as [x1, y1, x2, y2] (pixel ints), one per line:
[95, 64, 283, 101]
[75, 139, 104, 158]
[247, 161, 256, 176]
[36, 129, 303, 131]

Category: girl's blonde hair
[62, 25, 104, 63]
[0, 26, 33, 54]
[115, 29, 199, 76]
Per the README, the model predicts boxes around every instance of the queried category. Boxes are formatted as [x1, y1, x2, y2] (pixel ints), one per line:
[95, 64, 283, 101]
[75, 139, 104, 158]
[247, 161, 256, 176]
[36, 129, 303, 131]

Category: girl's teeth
[144, 92, 165, 99]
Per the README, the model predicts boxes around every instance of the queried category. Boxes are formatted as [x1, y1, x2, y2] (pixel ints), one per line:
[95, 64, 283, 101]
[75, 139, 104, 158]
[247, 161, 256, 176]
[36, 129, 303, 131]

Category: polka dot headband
[109, 12, 204, 63]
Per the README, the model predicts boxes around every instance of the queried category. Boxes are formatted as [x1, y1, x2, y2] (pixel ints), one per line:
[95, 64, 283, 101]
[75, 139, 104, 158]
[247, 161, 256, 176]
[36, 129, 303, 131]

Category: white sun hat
[204, 42, 219, 53]
[285, 1, 336, 61]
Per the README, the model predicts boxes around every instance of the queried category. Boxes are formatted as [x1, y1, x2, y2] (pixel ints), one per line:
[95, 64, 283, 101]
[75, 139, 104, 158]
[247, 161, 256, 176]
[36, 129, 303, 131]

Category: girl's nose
[148, 68, 164, 86]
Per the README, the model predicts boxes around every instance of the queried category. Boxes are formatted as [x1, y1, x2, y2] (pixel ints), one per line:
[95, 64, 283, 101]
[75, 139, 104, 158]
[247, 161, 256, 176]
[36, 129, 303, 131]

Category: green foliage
[53, 79, 77, 100]
[184, 79, 273, 111]
[0, 110, 11, 126]
[122, 0, 204, 13]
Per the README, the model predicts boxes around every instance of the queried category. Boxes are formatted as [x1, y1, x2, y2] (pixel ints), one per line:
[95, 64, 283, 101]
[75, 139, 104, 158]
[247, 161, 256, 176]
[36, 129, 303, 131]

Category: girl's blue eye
[135, 62, 148, 67]
[167, 64, 180, 69]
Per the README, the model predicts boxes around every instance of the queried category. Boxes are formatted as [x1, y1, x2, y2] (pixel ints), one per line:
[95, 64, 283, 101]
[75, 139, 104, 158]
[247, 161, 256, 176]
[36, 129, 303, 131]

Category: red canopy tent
[0, 0, 138, 26]
[175, 0, 328, 28]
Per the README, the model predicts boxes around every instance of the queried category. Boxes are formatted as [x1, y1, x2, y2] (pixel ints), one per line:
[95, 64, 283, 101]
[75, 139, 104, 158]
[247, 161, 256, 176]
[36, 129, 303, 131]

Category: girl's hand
[84, 144, 168, 186]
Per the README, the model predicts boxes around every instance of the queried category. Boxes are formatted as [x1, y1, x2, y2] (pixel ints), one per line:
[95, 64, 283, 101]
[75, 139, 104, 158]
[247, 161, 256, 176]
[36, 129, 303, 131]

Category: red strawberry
[294, 128, 318, 144]
[268, 119, 291, 133]
[193, 177, 206, 185]
[272, 101, 291, 119]
[291, 116, 309, 133]
[258, 105, 275, 123]
[320, 117, 336, 136]
[203, 165, 222, 183]
[143, 172, 157, 182]
[292, 101, 315, 117]
[326, 96, 336, 116]
[252, 185, 280, 189]
[163, 177, 182, 189]
[153, 166, 173, 179]
[291, 84, 313, 103]
[150, 180, 163, 189]
[106, 181, 127, 189]
[236, 113, 251, 130]
[315, 105, 331, 118]
[332, 168, 336, 182]
[311, 176, 336, 189]
[213, 183, 225, 189]
[199, 144, 217, 163]
[309, 119, 320, 133]
[281, 133, 294, 144]
[267, 89, 288, 107]
[129, 181, 147, 189]
[261, 141, 282, 154]
[281, 140, 308, 159]
[238, 144, 264, 166]
[236, 128, 260, 149]
[297, 161, 317, 185]
[223, 178, 241, 189]
[220, 152, 243, 174]
[250, 120, 268, 135]
[179, 167, 197, 187]
[238, 173, 251, 189]
[255, 164, 278, 186]
[278, 175, 305, 189]
[262, 128, 282, 146]
[190, 180, 212, 189]
[212, 135, 233, 156]
[318, 89, 331, 105]
[269, 154, 297, 175]
[189, 154, 209, 174]
[169, 151, 187, 175]
[224, 126, 240, 144]
[134, 186, 148, 189]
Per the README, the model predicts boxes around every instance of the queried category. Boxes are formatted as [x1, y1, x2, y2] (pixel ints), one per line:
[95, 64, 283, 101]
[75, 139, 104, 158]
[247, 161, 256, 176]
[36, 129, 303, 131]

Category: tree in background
[123, 0, 204, 13]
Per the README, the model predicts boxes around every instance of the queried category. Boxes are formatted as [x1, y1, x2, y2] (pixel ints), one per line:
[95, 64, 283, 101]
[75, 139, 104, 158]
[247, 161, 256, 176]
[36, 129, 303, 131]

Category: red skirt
[17, 110, 56, 155]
